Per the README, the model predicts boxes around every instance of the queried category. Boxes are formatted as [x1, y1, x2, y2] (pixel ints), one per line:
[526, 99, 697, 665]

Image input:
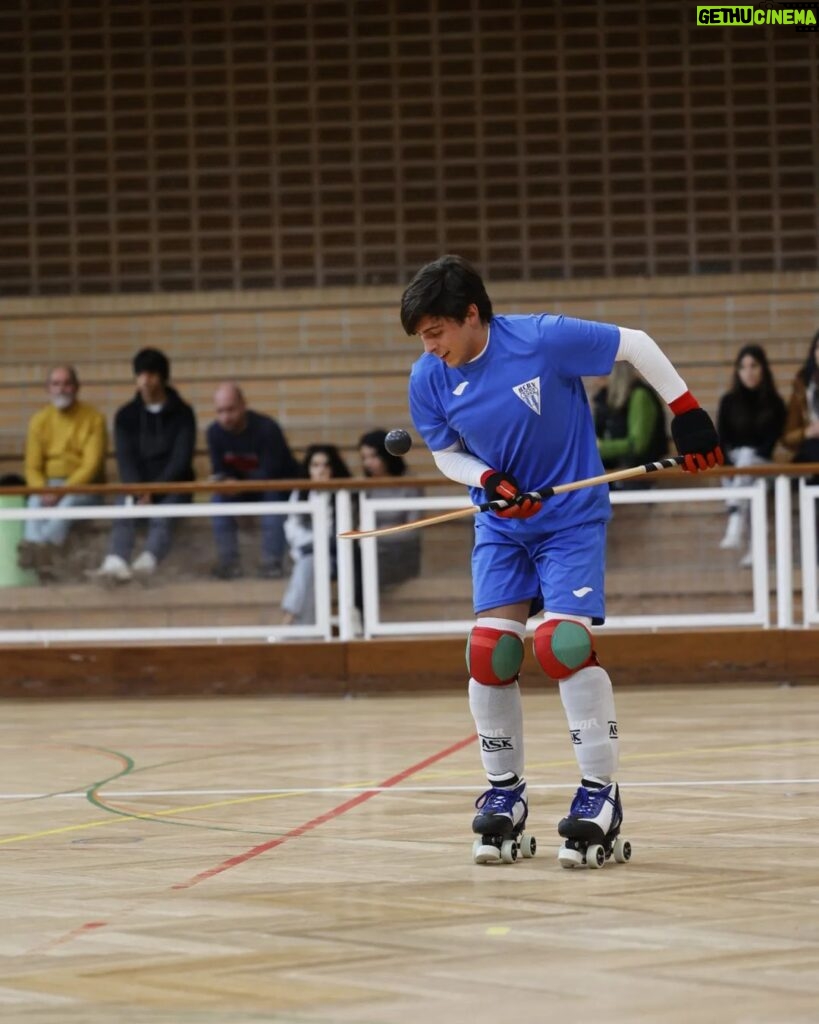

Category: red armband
[669, 390, 699, 415]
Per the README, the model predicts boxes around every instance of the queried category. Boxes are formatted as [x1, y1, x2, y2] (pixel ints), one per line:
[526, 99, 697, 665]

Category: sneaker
[258, 560, 283, 579]
[93, 554, 132, 582]
[472, 780, 528, 839]
[211, 560, 243, 580]
[131, 551, 157, 576]
[739, 549, 753, 568]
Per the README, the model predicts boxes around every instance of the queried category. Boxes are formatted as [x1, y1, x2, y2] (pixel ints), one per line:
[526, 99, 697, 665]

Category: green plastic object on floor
[0, 495, 38, 587]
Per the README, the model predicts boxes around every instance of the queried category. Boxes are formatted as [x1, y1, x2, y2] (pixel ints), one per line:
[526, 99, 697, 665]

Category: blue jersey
[409, 313, 620, 533]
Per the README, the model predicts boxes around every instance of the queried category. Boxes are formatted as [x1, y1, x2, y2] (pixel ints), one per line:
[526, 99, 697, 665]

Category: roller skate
[556, 777, 631, 869]
[471, 780, 537, 864]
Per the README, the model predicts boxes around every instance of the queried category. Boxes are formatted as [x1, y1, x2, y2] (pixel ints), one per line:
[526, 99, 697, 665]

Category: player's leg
[468, 530, 540, 862]
[533, 522, 627, 866]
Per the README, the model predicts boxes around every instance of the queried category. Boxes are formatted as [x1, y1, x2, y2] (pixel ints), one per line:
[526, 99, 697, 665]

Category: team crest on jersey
[512, 376, 541, 415]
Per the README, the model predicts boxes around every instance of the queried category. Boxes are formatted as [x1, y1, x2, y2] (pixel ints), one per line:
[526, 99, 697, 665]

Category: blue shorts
[472, 519, 607, 624]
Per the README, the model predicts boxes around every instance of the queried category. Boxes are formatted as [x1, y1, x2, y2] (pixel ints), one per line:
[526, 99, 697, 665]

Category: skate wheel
[473, 840, 501, 865]
[557, 844, 584, 869]
[500, 838, 518, 864]
[613, 836, 632, 863]
[587, 843, 605, 869]
[520, 834, 537, 859]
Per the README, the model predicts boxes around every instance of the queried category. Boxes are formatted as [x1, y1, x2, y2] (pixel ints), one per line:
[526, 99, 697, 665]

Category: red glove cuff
[480, 469, 494, 486]
[669, 390, 699, 415]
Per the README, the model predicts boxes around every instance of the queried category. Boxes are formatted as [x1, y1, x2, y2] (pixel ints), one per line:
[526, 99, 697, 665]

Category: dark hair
[296, 444, 351, 505]
[730, 344, 778, 400]
[400, 254, 493, 335]
[358, 428, 407, 476]
[799, 329, 819, 385]
[301, 444, 351, 481]
[133, 347, 170, 382]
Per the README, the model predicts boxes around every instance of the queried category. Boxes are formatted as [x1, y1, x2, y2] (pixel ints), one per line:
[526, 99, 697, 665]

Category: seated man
[19, 364, 107, 581]
[207, 382, 298, 578]
[95, 348, 196, 581]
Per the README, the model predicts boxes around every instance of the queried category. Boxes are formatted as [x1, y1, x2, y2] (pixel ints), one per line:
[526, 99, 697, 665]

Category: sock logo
[480, 734, 514, 751]
[608, 720, 619, 739]
[570, 717, 599, 730]
[569, 729, 581, 745]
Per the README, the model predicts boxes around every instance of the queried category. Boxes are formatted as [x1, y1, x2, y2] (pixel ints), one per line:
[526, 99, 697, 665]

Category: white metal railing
[799, 478, 819, 627]
[1, 476, 817, 644]
[0, 498, 332, 644]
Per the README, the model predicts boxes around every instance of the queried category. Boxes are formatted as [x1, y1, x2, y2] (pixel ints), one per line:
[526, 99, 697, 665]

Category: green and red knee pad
[466, 618, 597, 685]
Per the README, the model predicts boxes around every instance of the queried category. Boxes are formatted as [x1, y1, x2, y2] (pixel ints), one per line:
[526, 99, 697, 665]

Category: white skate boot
[557, 777, 631, 869]
[471, 780, 536, 864]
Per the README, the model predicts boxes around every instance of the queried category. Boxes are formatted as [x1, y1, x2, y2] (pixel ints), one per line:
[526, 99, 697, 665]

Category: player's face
[737, 355, 762, 390]
[415, 305, 487, 367]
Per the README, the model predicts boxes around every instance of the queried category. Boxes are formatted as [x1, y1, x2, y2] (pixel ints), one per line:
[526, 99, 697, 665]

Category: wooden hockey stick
[338, 456, 685, 540]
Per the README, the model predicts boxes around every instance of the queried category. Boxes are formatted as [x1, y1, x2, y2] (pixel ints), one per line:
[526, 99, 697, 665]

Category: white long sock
[468, 617, 526, 785]
[469, 678, 524, 784]
[558, 664, 619, 780]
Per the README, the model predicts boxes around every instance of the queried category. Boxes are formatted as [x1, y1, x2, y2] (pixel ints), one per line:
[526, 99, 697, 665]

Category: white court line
[2, 778, 819, 799]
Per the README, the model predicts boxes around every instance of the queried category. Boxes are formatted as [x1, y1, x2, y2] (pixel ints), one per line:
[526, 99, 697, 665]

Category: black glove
[480, 470, 542, 519]
[670, 405, 724, 472]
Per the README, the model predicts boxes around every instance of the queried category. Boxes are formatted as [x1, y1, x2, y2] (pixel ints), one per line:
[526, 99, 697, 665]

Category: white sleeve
[615, 327, 689, 405]
[432, 440, 492, 487]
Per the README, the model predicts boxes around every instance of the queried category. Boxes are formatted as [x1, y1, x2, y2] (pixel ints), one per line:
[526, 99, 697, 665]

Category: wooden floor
[2, 682, 819, 1023]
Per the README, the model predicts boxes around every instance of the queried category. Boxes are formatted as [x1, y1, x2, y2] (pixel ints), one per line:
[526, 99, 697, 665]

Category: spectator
[354, 428, 422, 612]
[782, 329, 819, 478]
[19, 365, 106, 581]
[94, 348, 195, 582]
[282, 444, 351, 626]
[207, 382, 298, 579]
[593, 362, 667, 474]
[717, 344, 786, 556]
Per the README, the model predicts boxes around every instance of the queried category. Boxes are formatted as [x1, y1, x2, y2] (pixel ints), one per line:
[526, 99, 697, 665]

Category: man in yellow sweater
[20, 365, 107, 579]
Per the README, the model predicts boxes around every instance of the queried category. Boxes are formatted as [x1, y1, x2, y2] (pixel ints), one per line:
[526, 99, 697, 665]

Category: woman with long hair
[594, 362, 667, 472]
[782, 329, 819, 473]
[716, 344, 786, 556]
[281, 444, 351, 626]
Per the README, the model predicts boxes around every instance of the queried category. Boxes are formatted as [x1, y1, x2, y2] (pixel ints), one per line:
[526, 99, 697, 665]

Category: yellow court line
[4, 736, 817, 846]
[0, 788, 311, 846]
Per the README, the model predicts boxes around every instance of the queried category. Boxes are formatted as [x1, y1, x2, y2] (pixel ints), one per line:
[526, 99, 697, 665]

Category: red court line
[172, 731, 478, 890]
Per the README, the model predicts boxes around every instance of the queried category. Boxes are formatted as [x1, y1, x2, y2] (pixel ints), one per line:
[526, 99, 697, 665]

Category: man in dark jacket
[207, 382, 298, 578]
[95, 348, 196, 581]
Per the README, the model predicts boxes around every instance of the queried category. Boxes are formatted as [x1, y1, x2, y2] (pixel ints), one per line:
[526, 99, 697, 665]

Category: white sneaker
[739, 549, 753, 568]
[95, 554, 132, 582]
[719, 511, 744, 550]
[131, 551, 157, 576]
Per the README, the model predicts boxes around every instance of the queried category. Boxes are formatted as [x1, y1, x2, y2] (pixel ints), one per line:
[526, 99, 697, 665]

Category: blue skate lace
[569, 785, 611, 818]
[474, 786, 523, 814]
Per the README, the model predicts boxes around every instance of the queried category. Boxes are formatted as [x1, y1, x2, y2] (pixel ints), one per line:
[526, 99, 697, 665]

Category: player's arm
[615, 327, 723, 472]
[432, 442, 540, 519]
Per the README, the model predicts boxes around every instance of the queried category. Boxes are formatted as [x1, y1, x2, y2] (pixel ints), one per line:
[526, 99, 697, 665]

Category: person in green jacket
[593, 362, 668, 477]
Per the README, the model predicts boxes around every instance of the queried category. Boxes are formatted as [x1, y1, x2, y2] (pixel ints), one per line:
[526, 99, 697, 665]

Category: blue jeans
[109, 493, 192, 564]
[211, 491, 286, 566]
[24, 478, 96, 546]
